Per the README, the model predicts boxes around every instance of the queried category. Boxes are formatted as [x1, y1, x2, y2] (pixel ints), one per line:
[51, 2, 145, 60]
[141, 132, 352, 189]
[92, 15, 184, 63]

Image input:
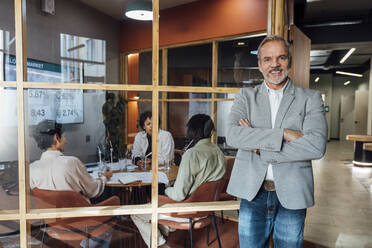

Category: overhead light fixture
[344, 81, 351, 85]
[250, 50, 258, 55]
[125, 0, 152, 21]
[303, 20, 362, 28]
[340, 48, 355, 64]
[314, 77, 319, 82]
[67, 44, 85, 52]
[336, 71, 363, 77]
[233, 41, 249, 47]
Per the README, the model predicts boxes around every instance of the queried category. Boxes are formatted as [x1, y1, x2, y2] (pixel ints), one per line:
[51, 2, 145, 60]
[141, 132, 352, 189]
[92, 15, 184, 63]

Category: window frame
[0, 0, 269, 247]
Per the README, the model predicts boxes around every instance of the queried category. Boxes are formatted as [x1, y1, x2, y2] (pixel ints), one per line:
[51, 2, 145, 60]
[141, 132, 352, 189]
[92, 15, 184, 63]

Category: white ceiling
[77, 0, 200, 20]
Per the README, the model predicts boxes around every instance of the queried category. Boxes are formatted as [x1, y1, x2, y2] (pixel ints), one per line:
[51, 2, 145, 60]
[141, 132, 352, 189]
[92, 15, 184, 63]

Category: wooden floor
[0, 140, 371, 247]
[166, 218, 239, 248]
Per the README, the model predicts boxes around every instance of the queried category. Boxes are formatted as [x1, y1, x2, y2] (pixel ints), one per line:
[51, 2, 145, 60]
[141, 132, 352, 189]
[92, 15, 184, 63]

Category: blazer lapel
[275, 80, 296, 128]
[257, 83, 272, 128]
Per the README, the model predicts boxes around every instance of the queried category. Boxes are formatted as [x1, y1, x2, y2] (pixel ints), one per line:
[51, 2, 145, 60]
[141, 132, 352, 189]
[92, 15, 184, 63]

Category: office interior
[0, 0, 371, 247]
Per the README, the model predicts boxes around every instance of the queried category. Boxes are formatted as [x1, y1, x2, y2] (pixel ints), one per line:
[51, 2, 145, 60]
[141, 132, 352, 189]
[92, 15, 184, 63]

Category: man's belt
[263, 180, 275, 191]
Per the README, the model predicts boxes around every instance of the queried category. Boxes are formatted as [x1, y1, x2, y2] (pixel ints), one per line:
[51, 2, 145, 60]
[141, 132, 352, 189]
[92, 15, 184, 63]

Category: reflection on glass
[169, 100, 211, 150]
[131, 114, 226, 247]
[189, 92, 211, 119]
[27, 90, 106, 163]
[26, 91, 157, 207]
[0, 88, 19, 210]
[60, 33, 105, 83]
[28, 89, 83, 125]
[137, 50, 161, 86]
[0, 30, 16, 82]
[217, 93, 237, 156]
[0, 221, 19, 247]
[218, 36, 265, 88]
[168, 43, 212, 89]
[0, 0, 15, 82]
[28, 217, 140, 247]
[4, 56, 62, 82]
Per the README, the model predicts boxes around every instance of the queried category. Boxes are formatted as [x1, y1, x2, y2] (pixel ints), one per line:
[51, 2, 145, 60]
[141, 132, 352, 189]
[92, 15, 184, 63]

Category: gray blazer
[226, 80, 327, 209]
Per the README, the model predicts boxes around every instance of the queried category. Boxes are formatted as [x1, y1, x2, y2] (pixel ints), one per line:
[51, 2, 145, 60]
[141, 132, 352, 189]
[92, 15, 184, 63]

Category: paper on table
[107, 172, 169, 185]
[119, 174, 142, 185]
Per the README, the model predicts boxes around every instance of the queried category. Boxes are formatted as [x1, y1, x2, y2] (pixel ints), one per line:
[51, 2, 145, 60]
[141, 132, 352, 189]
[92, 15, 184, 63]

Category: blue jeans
[239, 188, 306, 248]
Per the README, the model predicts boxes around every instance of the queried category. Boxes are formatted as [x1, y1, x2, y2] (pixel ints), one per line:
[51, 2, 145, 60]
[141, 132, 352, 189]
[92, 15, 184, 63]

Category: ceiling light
[314, 77, 319, 82]
[340, 48, 355, 64]
[336, 71, 363, 77]
[344, 81, 351, 85]
[303, 20, 362, 28]
[67, 44, 85, 52]
[125, 1, 152, 21]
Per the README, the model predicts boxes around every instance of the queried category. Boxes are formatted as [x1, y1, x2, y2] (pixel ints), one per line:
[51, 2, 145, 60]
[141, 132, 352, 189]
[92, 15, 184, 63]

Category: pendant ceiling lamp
[125, 0, 153, 21]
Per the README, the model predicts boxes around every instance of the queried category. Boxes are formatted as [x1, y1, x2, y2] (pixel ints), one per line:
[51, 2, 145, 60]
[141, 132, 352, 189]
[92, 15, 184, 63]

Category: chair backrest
[32, 188, 91, 225]
[32, 188, 119, 240]
[32, 187, 91, 209]
[184, 179, 223, 203]
[221, 157, 235, 193]
[170, 178, 223, 218]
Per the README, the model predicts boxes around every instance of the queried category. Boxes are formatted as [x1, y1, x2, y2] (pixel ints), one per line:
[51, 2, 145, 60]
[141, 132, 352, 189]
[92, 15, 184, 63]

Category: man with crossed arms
[226, 35, 327, 248]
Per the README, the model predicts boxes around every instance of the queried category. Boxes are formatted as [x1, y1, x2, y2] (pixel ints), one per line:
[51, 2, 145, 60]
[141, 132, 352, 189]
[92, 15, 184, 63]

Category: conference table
[87, 160, 179, 204]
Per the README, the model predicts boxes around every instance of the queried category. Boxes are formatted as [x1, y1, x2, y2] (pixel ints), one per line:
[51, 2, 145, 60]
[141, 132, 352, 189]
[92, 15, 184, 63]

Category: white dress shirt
[132, 129, 175, 165]
[264, 80, 288, 181]
[30, 150, 107, 202]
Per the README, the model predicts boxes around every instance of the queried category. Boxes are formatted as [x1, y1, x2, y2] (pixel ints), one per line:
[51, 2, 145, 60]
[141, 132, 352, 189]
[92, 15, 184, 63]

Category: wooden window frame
[0, 0, 270, 247]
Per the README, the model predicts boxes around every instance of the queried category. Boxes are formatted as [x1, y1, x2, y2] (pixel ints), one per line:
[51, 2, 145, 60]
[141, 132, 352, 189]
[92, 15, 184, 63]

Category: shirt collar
[40, 150, 63, 160]
[264, 79, 289, 94]
[194, 138, 211, 147]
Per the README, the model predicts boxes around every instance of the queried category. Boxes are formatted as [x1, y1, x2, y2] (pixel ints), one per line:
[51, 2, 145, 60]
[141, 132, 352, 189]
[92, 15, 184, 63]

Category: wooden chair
[32, 188, 120, 247]
[218, 157, 237, 222]
[158, 179, 223, 248]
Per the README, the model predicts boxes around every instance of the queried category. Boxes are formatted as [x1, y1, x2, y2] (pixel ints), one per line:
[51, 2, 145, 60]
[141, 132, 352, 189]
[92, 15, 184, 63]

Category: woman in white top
[132, 111, 175, 167]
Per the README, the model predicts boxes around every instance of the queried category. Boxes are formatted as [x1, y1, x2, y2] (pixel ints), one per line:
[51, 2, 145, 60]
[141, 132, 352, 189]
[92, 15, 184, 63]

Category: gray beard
[263, 69, 289, 85]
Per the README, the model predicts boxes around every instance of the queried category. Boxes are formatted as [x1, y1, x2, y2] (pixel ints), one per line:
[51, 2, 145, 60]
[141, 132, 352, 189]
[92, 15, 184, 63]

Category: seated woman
[131, 114, 226, 248]
[29, 120, 113, 248]
[132, 111, 175, 167]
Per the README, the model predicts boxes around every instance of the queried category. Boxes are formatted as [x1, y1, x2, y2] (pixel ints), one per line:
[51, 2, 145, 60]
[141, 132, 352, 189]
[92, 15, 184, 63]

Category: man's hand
[239, 119, 251, 127]
[284, 129, 304, 142]
[239, 119, 260, 155]
[104, 170, 113, 180]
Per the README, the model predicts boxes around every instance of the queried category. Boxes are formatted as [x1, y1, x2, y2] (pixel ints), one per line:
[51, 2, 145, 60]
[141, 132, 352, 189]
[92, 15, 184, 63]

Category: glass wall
[0, 88, 19, 210]
[3, 0, 246, 246]
[168, 43, 212, 90]
[0, 221, 19, 247]
[0, 0, 16, 82]
[26, 0, 120, 84]
[218, 36, 265, 88]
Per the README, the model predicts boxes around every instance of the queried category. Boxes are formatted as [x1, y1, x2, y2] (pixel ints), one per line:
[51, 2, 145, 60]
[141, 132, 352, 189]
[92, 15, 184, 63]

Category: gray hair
[257, 35, 292, 67]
